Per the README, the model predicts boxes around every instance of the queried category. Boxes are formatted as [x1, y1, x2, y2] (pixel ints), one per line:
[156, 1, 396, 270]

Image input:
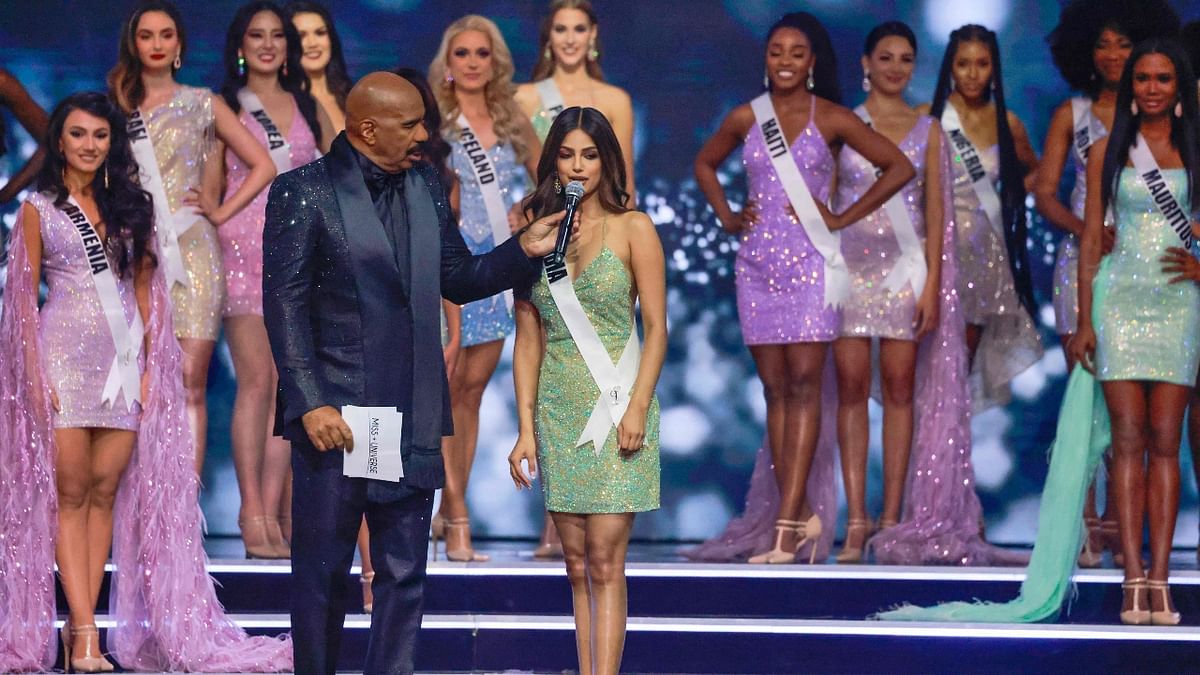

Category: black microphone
[554, 180, 586, 262]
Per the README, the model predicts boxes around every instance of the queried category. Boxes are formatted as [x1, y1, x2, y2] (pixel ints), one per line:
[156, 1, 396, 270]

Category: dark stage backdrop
[3, 0, 1199, 544]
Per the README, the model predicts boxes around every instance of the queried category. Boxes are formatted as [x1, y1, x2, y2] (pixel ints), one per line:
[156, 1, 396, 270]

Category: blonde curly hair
[429, 15, 530, 164]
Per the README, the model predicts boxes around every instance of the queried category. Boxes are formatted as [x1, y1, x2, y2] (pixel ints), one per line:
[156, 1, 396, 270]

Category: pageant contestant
[288, 1, 350, 133]
[0, 68, 48, 205]
[516, 0, 636, 197]
[428, 15, 540, 561]
[691, 12, 912, 564]
[1034, 0, 1180, 567]
[883, 38, 1200, 626]
[108, 0, 275, 470]
[0, 92, 289, 673]
[924, 24, 1042, 409]
[508, 106, 664, 675]
[218, 0, 332, 561]
[515, 0, 637, 560]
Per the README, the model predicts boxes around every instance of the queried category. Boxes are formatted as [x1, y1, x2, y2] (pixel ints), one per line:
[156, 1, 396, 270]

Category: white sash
[1130, 133, 1193, 249]
[749, 93, 849, 308]
[64, 196, 144, 409]
[854, 105, 927, 295]
[941, 104, 1003, 235]
[535, 78, 566, 122]
[543, 253, 640, 454]
[127, 108, 191, 288]
[237, 89, 292, 173]
[1069, 97, 1106, 165]
[456, 113, 513, 309]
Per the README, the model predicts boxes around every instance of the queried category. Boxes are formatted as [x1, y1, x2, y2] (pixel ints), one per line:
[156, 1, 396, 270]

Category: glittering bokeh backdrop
[2, 0, 1199, 544]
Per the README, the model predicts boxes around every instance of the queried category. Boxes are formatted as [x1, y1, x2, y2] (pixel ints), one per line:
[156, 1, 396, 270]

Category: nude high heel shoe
[749, 515, 823, 564]
[62, 623, 114, 673]
[360, 571, 375, 614]
[1120, 578, 1151, 625]
[836, 518, 873, 564]
[266, 516, 291, 559]
[238, 516, 276, 560]
[443, 517, 491, 562]
[1148, 579, 1181, 626]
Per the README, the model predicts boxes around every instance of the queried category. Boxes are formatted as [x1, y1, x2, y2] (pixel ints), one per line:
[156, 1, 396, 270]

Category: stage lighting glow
[923, 0, 1011, 43]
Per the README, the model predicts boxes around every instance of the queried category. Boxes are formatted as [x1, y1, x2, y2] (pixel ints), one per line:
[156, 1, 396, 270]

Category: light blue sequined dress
[1095, 168, 1200, 385]
[448, 139, 529, 346]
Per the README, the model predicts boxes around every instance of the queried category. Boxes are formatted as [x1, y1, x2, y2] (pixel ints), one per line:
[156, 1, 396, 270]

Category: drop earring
[174, 53, 182, 70]
[237, 52, 246, 77]
[103, 162, 109, 190]
[1131, 100, 1139, 115]
[763, 70, 770, 89]
[861, 71, 871, 93]
[446, 73, 454, 84]
[544, 46, 552, 61]
[282, 61, 288, 77]
[806, 69, 815, 91]
[588, 40, 599, 62]
[554, 174, 562, 193]
[1176, 100, 1183, 118]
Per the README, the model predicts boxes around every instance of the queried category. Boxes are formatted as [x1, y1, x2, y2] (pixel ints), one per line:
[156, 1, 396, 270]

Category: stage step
[77, 613, 1200, 674]
[84, 559, 1200, 624]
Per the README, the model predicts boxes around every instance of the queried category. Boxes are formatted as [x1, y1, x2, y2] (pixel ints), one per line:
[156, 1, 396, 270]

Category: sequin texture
[1095, 168, 1200, 385]
[835, 116, 934, 340]
[145, 86, 224, 340]
[530, 246, 660, 513]
[219, 98, 319, 317]
[738, 105, 840, 344]
[30, 192, 142, 429]
[449, 138, 528, 346]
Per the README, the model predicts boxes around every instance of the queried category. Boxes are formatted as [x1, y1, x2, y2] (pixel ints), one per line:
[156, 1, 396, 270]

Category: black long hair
[864, 21, 917, 58]
[285, 1, 352, 111]
[37, 92, 155, 278]
[930, 24, 1034, 317]
[1047, 0, 1179, 99]
[394, 66, 453, 194]
[220, 1, 322, 147]
[1101, 38, 1200, 215]
[765, 12, 841, 105]
[522, 106, 630, 221]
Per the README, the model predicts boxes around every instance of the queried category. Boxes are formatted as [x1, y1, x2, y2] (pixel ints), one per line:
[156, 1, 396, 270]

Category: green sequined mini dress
[530, 244, 661, 514]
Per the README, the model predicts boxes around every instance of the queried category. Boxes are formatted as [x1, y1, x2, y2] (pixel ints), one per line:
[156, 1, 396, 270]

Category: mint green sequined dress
[1095, 168, 1200, 385]
[530, 246, 660, 513]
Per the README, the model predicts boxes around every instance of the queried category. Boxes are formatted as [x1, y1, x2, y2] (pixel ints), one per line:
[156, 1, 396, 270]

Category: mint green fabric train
[878, 260, 1114, 623]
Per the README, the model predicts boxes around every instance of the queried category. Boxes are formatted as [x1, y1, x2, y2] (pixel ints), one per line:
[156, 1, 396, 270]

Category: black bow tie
[364, 166, 405, 196]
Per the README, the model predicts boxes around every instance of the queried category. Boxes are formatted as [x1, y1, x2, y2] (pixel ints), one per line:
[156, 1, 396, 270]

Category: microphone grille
[565, 180, 586, 199]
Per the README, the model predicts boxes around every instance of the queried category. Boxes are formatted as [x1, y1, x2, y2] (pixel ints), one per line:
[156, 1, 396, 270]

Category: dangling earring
[1175, 100, 1184, 118]
[763, 70, 770, 89]
[588, 40, 599, 62]
[554, 174, 562, 193]
[282, 61, 288, 77]
[103, 162, 109, 190]
[861, 71, 871, 93]
[1131, 100, 1139, 115]
[174, 53, 182, 70]
[446, 73, 454, 84]
[544, 46, 552, 61]
[949, 76, 956, 91]
[806, 69, 815, 91]
[237, 51, 246, 77]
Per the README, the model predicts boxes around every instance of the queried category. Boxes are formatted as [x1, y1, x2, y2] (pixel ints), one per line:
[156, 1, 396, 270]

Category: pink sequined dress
[0, 204, 292, 671]
[834, 116, 933, 340]
[736, 101, 840, 344]
[220, 96, 318, 317]
[28, 191, 143, 430]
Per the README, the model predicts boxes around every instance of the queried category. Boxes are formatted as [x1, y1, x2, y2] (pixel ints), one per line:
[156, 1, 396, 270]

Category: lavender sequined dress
[834, 116, 933, 340]
[738, 104, 839, 344]
[219, 97, 318, 317]
[948, 140, 1042, 408]
[30, 191, 142, 430]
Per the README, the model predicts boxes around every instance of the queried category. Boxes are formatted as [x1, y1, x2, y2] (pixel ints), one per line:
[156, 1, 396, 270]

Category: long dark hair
[1048, 0, 1179, 99]
[864, 21, 917, 57]
[765, 12, 841, 105]
[37, 92, 155, 278]
[1101, 38, 1200, 214]
[220, 1, 322, 147]
[285, 1, 352, 111]
[931, 24, 1034, 316]
[530, 0, 605, 82]
[394, 67, 453, 194]
[108, 0, 187, 113]
[523, 106, 630, 221]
